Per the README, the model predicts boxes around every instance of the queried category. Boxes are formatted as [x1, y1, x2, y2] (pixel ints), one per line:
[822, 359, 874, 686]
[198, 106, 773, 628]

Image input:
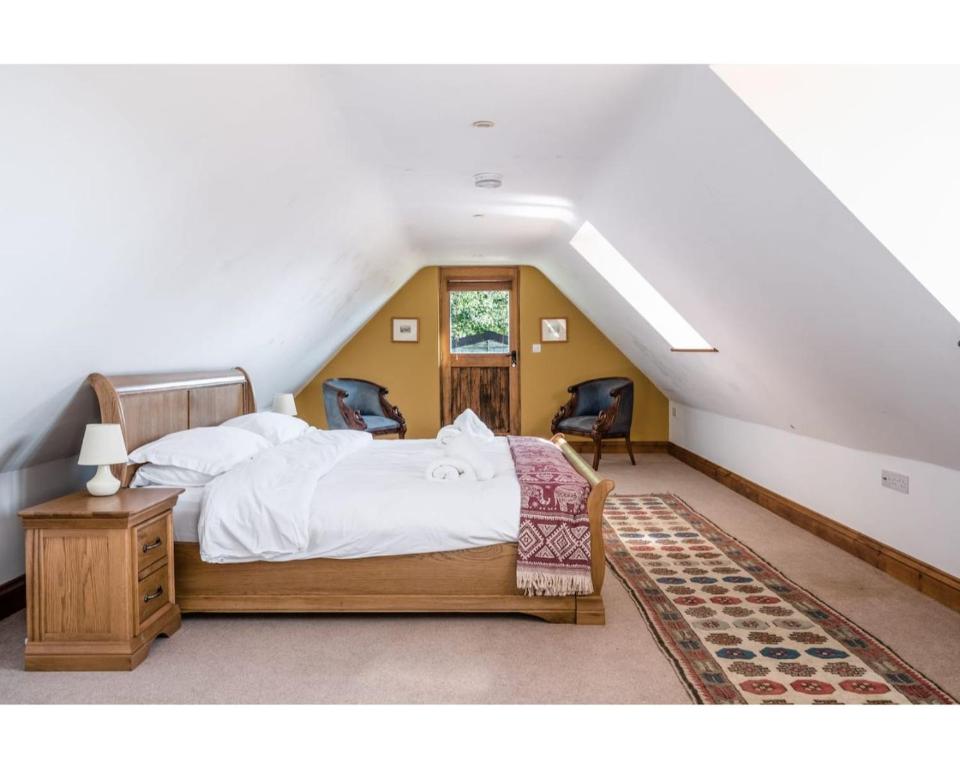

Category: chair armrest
[333, 386, 367, 431]
[377, 387, 407, 438]
[550, 385, 580, 434]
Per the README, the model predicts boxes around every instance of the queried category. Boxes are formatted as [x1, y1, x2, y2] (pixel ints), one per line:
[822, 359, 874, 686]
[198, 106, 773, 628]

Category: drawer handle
[143, 586, 164, 603]
[142, 537, 163, 553]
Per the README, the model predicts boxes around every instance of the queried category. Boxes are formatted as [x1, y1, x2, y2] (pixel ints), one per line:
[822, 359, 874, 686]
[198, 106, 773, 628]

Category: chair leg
[592, 437, 602, 471]
[625, 436, 636, 465]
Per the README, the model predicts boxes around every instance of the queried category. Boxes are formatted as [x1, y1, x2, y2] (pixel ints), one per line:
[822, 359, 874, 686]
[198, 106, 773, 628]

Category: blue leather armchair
[322, 378, 406, 438]
[551, 377, 634, 469]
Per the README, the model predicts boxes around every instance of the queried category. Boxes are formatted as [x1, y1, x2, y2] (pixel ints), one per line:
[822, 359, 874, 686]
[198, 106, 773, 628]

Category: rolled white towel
[453, 408, 495, 441]
[445, 434, 496, 481]
[436, 425, 463, 447]
[425, 456, 477, 482]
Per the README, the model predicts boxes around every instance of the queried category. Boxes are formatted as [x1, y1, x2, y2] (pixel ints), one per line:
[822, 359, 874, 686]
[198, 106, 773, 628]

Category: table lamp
[78, 423, 127, 496]
[273, 393, 297, 416]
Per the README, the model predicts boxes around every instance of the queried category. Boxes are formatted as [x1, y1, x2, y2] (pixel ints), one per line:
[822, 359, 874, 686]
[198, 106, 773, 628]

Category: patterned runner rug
[604, 494, 956, 704]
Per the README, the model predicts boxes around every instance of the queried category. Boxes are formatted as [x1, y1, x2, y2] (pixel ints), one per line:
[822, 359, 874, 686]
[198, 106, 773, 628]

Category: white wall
[670, 404, 960, 577]
[0, 460, 90, 582]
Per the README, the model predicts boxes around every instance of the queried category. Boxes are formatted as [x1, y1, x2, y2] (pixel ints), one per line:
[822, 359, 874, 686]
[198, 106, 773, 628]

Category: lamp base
[87, 464, 121, 496]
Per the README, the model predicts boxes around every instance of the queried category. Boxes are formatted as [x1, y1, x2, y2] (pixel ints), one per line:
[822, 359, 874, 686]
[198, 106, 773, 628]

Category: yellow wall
[297, 267, 442, 436]
[518, 266, 668, 441]
[297, 265, 668, 441]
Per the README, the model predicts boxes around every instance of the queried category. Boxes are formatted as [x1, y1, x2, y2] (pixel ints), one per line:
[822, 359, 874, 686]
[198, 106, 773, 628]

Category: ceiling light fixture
[474, 173, 502, 189]
[472, 120, 495, 128]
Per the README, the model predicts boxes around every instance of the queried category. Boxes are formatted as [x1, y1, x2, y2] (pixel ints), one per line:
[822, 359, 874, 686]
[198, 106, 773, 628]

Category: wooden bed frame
[89, 368, 614, 624]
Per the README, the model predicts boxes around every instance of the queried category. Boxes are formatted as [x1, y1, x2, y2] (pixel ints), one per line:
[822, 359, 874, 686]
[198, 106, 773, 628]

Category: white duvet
[198, 429, 372, 562]
[198, 433, 522, 563]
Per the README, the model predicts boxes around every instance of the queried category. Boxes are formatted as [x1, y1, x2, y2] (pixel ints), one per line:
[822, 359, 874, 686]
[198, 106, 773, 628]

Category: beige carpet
[1, 453, 957, 704]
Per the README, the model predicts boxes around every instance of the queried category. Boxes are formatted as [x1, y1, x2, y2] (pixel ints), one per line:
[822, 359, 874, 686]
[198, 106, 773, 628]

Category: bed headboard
[88, 367, 256, 486]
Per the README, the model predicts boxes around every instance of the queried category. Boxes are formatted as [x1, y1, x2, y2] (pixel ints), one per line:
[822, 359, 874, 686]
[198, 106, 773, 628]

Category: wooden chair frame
[325, 377, 407, 438]
[550, 377, 635, 470]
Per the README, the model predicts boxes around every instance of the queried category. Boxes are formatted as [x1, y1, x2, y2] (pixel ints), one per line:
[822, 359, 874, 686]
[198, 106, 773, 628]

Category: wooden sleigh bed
[89, 368, 614, 625]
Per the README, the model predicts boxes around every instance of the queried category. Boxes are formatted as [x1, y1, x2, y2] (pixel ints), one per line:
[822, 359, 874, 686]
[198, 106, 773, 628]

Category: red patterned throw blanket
[507, 437, 593, 596]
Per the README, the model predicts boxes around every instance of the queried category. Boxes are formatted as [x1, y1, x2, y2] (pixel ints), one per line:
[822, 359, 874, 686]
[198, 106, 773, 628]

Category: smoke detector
[472, 120, 495, 128]
[474, 173, 502, 189]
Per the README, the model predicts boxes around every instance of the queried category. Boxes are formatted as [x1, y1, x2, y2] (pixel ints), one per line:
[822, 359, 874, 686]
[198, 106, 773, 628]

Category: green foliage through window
[450, 290, 509, 353]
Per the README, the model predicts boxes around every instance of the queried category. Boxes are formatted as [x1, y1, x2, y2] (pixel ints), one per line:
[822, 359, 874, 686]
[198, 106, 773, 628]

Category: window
[450, 289, 510, 354]
[569, 221, 715, 351]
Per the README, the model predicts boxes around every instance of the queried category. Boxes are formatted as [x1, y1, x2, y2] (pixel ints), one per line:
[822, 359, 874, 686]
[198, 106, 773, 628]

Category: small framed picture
[391, 317, 419, 343]
[540, 317, 568, 343]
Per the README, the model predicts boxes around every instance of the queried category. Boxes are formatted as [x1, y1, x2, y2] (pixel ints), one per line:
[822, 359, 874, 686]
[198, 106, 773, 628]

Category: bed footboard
[551, 433, 615, 624]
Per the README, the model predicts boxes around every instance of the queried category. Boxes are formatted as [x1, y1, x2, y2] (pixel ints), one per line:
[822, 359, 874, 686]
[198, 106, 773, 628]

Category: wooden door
[440, 266, 520, 434]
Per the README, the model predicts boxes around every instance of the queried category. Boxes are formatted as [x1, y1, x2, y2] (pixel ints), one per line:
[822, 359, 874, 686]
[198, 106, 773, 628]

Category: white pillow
[221, 412, 310, 446]
[131, 464, 216, 488]
[128, 426, 271, 475]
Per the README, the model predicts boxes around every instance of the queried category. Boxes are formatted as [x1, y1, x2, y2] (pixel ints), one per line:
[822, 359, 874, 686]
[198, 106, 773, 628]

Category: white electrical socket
[531, 344, 541, 353]
[672, 406, 677, 418]
[881, 470, 909, 494]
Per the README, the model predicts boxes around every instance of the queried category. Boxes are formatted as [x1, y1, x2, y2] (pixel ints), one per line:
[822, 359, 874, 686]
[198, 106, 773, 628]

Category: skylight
[569, 221, 715, 351]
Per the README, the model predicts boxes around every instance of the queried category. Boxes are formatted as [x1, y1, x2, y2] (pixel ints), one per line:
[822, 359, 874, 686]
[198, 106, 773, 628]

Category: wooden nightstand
[19, 487, 183, 671]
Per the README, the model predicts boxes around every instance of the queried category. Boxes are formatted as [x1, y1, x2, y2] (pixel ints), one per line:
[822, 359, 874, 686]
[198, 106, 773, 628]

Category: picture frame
[540, 317, 568, 343]
[391, 317, 419, 343]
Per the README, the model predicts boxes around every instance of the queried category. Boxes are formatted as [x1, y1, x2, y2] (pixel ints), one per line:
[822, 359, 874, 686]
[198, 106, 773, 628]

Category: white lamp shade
[78, 423, 128, 466]
[273, 393, 297, 416]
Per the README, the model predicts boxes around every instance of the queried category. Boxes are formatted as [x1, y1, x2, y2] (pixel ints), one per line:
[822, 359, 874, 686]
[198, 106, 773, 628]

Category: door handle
[510, 350, 518, 368]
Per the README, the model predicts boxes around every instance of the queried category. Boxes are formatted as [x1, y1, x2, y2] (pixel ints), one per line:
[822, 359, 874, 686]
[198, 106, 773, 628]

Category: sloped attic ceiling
[2, 64, 958, 482]
[0, 65, 660, 474]
[712, 65, 960, 324]
[526, 66, 960, 470]
[0, 66, 419, 474]
[322, 65, 960, 470]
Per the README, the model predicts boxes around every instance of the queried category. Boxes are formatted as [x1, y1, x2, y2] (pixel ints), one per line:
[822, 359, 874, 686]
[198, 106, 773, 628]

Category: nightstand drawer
[138, 563, 171, 627]
[136, 515, 169, 574]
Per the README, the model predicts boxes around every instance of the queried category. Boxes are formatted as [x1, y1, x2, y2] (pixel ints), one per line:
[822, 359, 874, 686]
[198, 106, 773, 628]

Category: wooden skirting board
[666, 442, 960, 614]
[569, 440, 671, 455]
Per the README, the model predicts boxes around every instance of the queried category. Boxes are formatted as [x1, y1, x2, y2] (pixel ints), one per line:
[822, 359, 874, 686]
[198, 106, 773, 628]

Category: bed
[89, 368, 614, 624]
